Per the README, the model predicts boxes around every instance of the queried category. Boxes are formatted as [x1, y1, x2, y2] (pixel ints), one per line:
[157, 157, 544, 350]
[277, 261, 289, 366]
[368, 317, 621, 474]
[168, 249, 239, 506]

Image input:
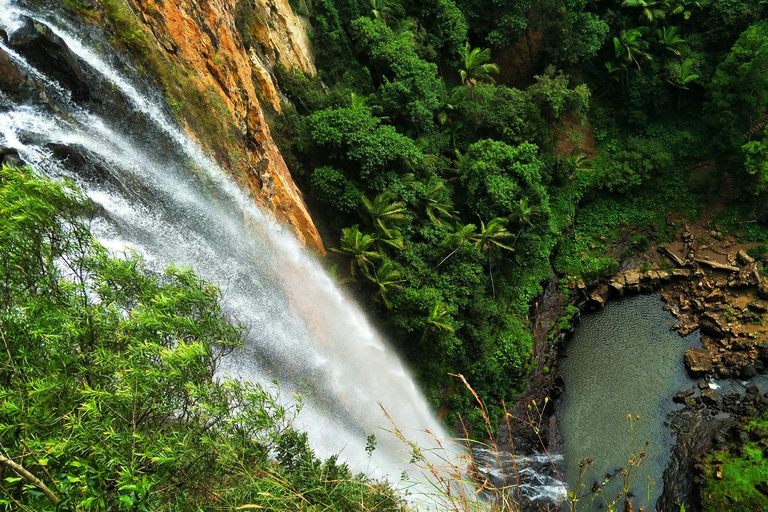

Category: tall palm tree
[667, 58, 699, 113]
[419, 176, 457, 225]
[362, 258, 404, 309]
[621, 0, 666, 22]
[509, 197, 542, 246]
[369, 0, 405, 25]
[669, 0, 701, 19]
[458, 42, 500, 87]
[421, 302, 455, 342]
[437, 221, 478, 267]
[656, 26, 685, 56]
[331, 225, 381, 277]
[614, 28, 652, 70]
[360, 191, 409, 245]
[470, 217, 515, 298]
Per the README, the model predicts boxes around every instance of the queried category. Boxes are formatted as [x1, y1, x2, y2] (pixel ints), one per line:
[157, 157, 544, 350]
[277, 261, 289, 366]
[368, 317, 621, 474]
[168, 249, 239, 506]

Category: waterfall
[0, 0, 452, 492]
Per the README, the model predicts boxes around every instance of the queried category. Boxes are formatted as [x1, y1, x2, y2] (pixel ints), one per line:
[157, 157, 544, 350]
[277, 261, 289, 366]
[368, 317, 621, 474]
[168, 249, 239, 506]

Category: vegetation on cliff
[0, 166, 404, 511]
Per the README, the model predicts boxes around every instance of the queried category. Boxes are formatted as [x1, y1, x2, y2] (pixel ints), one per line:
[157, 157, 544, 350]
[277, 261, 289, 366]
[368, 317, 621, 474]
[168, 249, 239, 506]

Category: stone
[589, 290, 606, 309]
[752, 428, 767, 441]
[672, 268, 692, 279]
[738, 249, 755, 265]
[684, 348, 714, 376]
[609, 280, 625, 297]
[705, 288, 725, 303]
[624, 270, 641, 289]
[700, 312, 728, 337]
[748, 300, 768, 313]
[701, 387, 719, 406]
[698, 380, 709, 390]
[740, 364, 757, 380]
[657, 270, 670, 281]
[759, 282, 768, 300]
[738, 262, 763, 287]
[674, 388, 695, 403]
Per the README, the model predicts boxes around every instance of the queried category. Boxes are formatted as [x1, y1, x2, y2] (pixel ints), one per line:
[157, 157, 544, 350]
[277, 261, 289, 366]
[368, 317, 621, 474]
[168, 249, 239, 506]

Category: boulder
[700, 312, 728, 337]
[740, 364, 758, 380]
[737, 262, 763, 287]
[609, 280, 625, 297]
[673, 388, 695, 403]
[624, 270, 641, 290]
[589, 289, 606, 309]
[701, 387, 719, 406]
[684, 348, 713, 376]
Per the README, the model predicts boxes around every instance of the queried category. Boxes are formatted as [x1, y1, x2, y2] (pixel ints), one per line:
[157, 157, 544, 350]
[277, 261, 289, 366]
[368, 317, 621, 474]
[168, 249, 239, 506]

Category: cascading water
[0, 0, 451, 494]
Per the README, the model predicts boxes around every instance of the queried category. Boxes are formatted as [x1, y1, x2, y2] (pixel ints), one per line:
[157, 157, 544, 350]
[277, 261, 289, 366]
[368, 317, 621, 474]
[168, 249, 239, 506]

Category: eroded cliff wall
[112, 0, 324, 252]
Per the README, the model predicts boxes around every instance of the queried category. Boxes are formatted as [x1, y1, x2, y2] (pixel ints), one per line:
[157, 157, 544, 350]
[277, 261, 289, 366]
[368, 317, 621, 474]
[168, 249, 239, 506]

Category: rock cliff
[118, 0, 324, 252]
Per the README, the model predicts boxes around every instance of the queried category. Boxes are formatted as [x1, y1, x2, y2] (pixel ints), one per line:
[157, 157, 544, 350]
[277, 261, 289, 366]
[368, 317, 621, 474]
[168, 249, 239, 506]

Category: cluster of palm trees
[333, 180, 544, 309]
[606, 0, 701, 100]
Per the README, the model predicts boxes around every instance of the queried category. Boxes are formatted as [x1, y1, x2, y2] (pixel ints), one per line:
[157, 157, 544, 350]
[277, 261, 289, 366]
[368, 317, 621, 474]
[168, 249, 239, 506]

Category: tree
[421, 302, 455, 341]
[621, 0, 666, 22]
[509, 197, 543, 245]
[437, 221, 479, 266]
[458, 42, 500, 87]
[656, 26, 685, 55]
[360, 191, 409, 248]
[469, 217, 515, 297]
[417, 176, 457, 224]
[457, 139, 549, 220]
[331, 225, 381, 277]
[368, 0, 405, 25]
[666, 57, 699, 112]
[362, 258, 404, 308]
[614, 28, 652, 70]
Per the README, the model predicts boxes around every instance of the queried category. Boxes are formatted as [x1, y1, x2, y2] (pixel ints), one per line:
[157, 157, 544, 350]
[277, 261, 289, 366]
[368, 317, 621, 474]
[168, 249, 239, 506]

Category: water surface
[560, 295, 700, 510]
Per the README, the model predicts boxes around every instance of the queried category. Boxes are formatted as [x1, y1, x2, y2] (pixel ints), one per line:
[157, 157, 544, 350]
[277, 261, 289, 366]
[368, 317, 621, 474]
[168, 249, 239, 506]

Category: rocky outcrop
[118, 0, 324, 252]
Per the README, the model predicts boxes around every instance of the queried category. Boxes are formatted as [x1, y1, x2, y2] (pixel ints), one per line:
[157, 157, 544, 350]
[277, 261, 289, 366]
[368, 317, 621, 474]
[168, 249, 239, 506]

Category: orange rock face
[126, 0, 324, 253]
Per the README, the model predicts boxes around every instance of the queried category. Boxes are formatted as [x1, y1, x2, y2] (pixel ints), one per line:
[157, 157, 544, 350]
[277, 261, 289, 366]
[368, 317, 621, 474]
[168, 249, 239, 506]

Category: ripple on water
[560, 295, 701, 510]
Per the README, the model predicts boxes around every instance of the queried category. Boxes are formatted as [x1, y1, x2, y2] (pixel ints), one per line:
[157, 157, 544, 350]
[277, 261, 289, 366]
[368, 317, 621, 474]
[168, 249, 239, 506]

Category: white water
[0, 0, 453, 494]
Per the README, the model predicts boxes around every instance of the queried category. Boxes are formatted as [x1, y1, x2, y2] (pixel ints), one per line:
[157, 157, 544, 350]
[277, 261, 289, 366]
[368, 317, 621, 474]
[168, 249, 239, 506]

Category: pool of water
[559, 295, 701, 510]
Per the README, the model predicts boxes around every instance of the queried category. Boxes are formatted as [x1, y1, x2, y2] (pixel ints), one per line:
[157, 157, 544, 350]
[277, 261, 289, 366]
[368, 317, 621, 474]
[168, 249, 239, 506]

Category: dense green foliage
[265, 0, 768, 430]
[0, 167, 404, 511]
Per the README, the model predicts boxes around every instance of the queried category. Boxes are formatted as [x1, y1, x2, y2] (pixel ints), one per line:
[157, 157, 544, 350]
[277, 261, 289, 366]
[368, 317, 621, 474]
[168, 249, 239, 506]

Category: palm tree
[437, 221, 478, 267]
[362, 258, 404, 309]
[331, 225, 381, 277]
[369, 0, 405, 25]
[669, 0, 702, 19]
[470, 217, 514, 297]
[666, 58, 699, 113]
[560, 150, 590, 235]
[458, 42, 500, 87]
[614, 28, 652, 70]
[419, 176, 457, 225]
[621, 0, 666, 22]
[360, 191, 409, 245]
[421, 302, 455, 342]
[509, 197, 542, 246]
[656, 26, 685, 56]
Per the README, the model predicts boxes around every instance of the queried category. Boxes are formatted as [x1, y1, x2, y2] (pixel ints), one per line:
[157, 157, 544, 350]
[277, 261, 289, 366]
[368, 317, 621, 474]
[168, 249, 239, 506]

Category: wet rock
[609, 279, 625, 297]
[698, 381, 709, 390]
[684, 348, 713, 376]
[701, 388, 719, 406]
[674, 388, 696, 403]
[740, 364, 757, 380]
[589, 289, 606, 309]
